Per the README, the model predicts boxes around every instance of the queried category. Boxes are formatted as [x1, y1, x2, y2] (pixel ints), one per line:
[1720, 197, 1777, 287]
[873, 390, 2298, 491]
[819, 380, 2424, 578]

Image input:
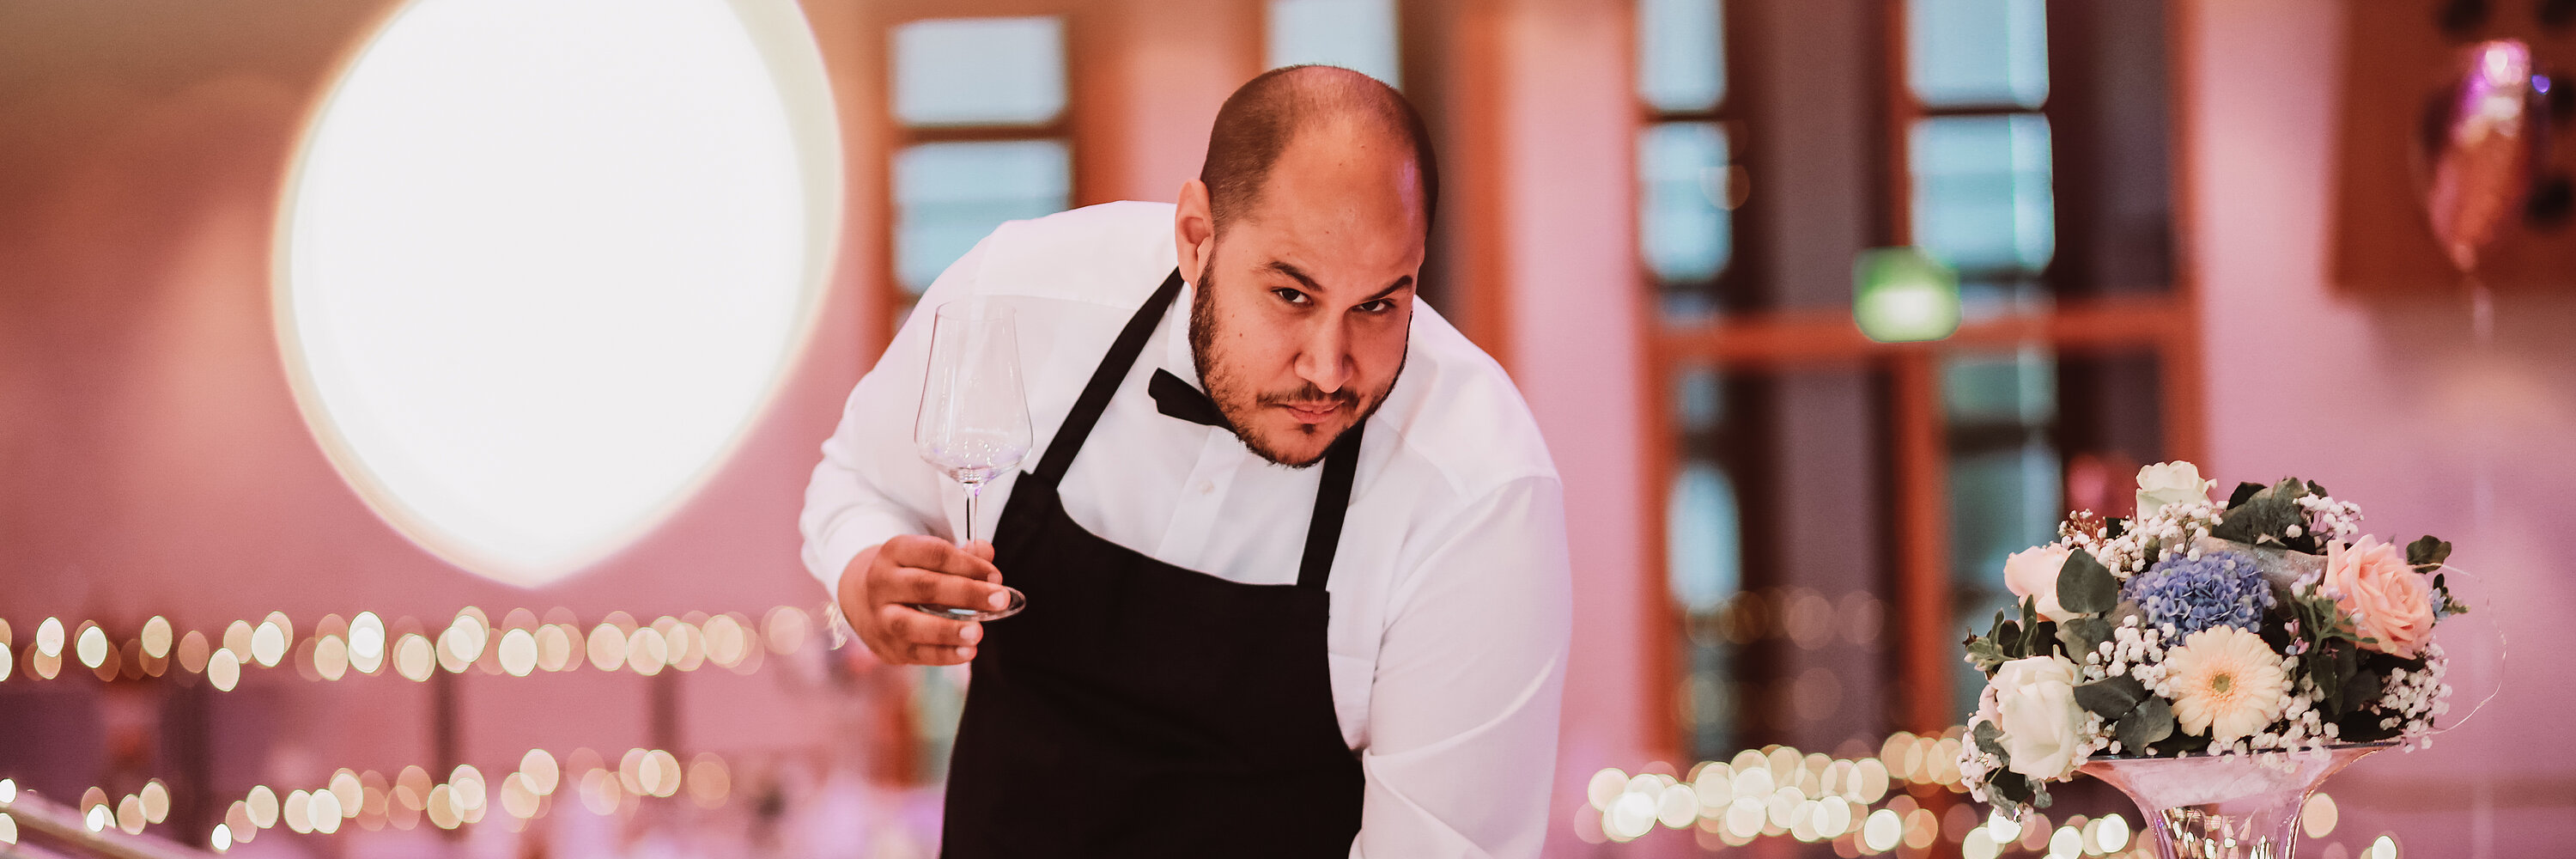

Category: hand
[837, 534, 1008, 666]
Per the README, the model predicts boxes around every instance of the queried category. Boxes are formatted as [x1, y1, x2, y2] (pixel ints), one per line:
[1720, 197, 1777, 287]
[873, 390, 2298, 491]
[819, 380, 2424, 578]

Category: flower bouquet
[1955, 461, 2470, 844]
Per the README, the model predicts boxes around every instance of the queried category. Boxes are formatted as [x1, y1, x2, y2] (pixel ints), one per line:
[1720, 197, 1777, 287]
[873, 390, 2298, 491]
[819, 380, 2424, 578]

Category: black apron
[940, 270, 1366, 858]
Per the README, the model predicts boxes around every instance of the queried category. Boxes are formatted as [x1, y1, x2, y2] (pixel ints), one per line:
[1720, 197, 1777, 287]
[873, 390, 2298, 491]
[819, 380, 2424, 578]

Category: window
[885, 16, 1074, 328]
[1635, 0, 1740, 321]
[1642, 1, 2192, 763]
[278, 0, 840, 586]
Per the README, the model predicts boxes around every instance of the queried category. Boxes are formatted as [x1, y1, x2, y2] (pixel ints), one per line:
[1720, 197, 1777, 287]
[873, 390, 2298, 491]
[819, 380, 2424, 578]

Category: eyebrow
[1267, 260, 1414, 304]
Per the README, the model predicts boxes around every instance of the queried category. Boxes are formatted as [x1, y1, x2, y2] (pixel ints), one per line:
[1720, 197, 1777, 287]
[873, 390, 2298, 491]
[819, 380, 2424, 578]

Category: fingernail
[989, 591, 1010, 609]
[957, 647, 976, 660]
[959, 623, 981, 643]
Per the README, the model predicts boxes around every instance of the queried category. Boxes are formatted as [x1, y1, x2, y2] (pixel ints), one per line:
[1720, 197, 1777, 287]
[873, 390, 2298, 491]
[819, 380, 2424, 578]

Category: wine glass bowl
[912, 299, 1032, 622]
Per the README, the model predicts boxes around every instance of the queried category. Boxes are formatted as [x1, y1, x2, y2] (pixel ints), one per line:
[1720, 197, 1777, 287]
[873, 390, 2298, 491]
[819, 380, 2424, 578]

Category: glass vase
[2077, 743, 2389, 859]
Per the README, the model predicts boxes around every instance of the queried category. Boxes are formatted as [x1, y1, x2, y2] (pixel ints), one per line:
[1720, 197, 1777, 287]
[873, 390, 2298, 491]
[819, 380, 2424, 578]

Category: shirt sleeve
[1353, 475, 1572, 859]
[797, 239, 992, 594]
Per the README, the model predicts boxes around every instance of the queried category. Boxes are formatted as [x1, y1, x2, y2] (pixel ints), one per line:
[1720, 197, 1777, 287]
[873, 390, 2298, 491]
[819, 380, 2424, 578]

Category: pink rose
[2324, 535, 2436, 658]
[2002, 545, 2075, 622]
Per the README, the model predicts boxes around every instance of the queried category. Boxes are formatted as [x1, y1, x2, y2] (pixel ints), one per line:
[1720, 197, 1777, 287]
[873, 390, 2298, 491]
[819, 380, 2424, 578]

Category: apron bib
[939, 270, 1366, 858]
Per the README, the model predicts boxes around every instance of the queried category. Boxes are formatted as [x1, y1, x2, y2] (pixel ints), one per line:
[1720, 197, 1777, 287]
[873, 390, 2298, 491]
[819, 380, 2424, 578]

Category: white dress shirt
[800, 201, 1571, 858]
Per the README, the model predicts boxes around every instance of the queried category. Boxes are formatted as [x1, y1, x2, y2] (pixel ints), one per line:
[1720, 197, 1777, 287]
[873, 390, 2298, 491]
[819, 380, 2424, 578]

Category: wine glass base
[903, 587, 1026, 622]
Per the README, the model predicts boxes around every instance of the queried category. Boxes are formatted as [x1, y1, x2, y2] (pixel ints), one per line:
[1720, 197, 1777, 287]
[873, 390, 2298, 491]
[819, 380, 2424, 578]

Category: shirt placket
[1152, 429, 1242, 567]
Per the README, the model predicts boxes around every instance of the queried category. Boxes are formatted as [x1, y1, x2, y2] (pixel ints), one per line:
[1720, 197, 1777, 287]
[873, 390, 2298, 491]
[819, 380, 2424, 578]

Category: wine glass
[911, 299, 1030, 622]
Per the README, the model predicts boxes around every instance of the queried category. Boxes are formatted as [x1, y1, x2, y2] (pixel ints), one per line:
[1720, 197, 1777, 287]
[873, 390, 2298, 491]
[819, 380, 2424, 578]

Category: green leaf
[1990, 771, 2032, 807]
[2317, 641, 2360, 716]
[1994, 620, 2026, 659]
[1973, 721, 2009, 762]
[2150, 725, 2212, 757]
[2210, 492, 2300, 545]
[2306, 479, 2330, 497]
[1965, 637, 2008, 674]
[2115, 697, 2174, 750]
[2056, 551, 2120, 615]
[2057, 617, 2111, 661]
[2074, 675, 2148, 719]
[2407, 535, 2452, 571]
[2227, 481, 2264, 509]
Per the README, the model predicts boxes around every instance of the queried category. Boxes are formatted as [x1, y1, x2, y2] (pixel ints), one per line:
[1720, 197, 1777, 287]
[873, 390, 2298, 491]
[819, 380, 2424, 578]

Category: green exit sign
[1852, 247, 1961, 343]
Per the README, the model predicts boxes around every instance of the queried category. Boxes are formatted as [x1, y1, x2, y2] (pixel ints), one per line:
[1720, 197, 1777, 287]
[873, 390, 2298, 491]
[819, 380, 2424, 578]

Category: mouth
[1279, 402, 1341, 424]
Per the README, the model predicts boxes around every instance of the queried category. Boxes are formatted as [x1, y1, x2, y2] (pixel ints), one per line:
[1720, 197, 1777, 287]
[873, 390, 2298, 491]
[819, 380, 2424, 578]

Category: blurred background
[2, 0, 2571, 856]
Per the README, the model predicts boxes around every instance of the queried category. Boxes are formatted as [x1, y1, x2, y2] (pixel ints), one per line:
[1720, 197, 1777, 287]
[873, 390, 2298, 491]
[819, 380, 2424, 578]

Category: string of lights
[1583, 729, 2379, 858]
[0, 742, 746, 854]
[0, 606, 818, 851]
[0, 606, 825, 689]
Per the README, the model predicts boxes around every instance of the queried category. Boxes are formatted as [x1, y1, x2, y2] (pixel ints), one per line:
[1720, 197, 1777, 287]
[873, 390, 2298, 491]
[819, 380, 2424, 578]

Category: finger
[881, 535, 1004, 583]
[902, 643, 975, 666]
[889, 565, 1012, 612]
[962, 540, 1005, 582]
[878, 604, 984, 648]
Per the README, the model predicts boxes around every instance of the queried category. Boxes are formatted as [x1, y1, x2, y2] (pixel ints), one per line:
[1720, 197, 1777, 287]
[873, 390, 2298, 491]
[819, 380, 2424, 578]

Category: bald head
[1199, 65, 1437, 237]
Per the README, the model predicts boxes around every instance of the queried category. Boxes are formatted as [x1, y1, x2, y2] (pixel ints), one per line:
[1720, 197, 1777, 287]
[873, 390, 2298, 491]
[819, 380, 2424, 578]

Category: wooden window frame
[860, 0, 1096, 353]
[1638, 0, 2206, 763]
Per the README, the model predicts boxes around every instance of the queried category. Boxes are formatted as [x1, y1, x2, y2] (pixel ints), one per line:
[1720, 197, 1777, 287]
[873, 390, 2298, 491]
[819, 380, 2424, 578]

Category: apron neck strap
[1297, 422, 1364, 589]
[1030, 266, 1364, 590]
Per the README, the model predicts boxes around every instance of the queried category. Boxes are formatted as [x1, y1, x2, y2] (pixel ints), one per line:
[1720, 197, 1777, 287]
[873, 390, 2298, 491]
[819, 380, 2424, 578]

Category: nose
[1292, 317, 1352, 394]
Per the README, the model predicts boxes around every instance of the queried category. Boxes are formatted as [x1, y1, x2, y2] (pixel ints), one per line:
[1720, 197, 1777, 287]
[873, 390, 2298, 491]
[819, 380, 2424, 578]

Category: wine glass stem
[961, 480, 984, 546]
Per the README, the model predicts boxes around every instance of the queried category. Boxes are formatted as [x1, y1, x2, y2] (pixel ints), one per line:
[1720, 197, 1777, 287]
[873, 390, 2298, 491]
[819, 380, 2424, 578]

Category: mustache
[1255, 384, 1362, 410]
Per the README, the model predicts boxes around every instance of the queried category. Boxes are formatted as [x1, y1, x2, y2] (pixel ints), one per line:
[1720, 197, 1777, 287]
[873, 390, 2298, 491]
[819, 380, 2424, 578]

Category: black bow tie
[1149, 369, 1230, 428]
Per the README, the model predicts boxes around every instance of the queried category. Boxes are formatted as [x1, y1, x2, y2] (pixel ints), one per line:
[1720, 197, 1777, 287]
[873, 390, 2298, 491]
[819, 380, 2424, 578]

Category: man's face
[1183, 126, 1425, 467]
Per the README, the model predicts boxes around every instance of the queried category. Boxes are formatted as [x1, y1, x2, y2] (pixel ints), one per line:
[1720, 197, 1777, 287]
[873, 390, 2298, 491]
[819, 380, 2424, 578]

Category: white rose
[2002, 545, 2074, 622]
[2135, 460, 2215, 518]
[1991, 655, 2087, 781]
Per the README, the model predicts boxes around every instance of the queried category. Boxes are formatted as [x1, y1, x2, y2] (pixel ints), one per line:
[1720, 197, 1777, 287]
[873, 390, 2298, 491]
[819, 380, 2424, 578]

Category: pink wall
[1482, 0, 1656, 855]
[8, 0, 2571, 855]
[2185, 0, 2576, 852]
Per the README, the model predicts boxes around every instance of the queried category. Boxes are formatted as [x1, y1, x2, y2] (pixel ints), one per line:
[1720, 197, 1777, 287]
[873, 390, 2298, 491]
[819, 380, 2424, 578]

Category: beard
[1188, 258, 1405, 468]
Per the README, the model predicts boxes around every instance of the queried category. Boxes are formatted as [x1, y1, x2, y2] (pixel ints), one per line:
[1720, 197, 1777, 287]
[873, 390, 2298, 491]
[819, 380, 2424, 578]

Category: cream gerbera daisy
[2161, 626, 2290, 742]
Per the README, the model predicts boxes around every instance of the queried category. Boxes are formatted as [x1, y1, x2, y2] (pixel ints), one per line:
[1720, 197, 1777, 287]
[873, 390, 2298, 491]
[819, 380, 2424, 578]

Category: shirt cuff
[801, 505, 924, 595]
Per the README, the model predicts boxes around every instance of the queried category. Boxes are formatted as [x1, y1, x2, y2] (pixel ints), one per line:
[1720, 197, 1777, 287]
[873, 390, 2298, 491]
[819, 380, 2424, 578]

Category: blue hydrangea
[2123, 550, 2274, 636]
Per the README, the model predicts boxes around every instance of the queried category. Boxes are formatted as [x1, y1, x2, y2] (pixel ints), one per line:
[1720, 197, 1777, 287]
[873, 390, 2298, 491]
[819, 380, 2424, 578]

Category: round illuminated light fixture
[278, 0, 841, 586]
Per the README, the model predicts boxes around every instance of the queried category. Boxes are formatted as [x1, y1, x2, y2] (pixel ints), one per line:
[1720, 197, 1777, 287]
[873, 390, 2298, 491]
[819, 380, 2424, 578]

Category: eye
[1272, 288, 1311, 306]
[1355, 299, 1396, 314]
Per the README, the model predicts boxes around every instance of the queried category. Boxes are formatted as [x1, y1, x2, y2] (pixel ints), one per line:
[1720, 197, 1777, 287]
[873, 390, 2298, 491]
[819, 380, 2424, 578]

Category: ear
[1174, 180, 1217, 284]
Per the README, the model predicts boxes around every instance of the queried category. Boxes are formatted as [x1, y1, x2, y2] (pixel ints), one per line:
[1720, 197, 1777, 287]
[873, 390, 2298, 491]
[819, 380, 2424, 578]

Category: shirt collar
[1162, 274, 1204, 391]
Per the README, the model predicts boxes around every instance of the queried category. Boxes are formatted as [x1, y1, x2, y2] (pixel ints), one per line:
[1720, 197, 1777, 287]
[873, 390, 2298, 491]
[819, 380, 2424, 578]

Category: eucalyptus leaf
[2115, 697, 2174, 749]
[2057, 617, 2111, 661]
[2407, 535, 2452, 571]
[2227, 481, 2263, 509]
[2074, 675, 2148, 719]
[1966, 637, 2008, 674]
[1991, 771, 2032, 806]
[2210, 494, 2299, 545]
[1973, 721, 2008, 761]
[2056, 551, 2120, 615]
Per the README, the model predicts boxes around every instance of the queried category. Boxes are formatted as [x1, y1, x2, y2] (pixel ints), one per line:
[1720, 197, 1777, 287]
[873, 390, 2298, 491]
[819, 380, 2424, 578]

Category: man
[800, 66, 1569, 857]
